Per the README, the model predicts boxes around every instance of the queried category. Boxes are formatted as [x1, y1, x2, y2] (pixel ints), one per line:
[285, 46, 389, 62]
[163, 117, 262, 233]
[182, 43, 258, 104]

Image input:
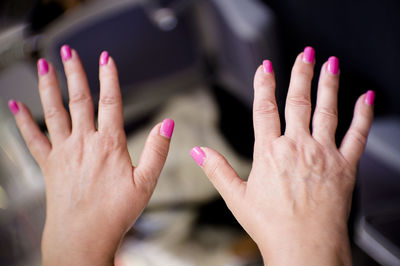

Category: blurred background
[0, 0, 399, 265]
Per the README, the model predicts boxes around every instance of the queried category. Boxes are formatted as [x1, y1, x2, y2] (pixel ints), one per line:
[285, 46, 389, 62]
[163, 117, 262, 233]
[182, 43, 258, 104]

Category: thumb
[190, 147, 246, 205]
[135, 119, 174, 193]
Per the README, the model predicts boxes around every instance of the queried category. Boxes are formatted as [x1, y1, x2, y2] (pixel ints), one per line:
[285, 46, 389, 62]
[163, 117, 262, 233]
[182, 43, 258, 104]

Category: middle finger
[61, 45, 95, 133]
[284, 46, 315, 138]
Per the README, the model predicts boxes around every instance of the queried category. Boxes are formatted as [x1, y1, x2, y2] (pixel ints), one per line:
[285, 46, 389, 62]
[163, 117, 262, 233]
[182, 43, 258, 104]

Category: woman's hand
[9, 46, 174, 265]
[191, 47, 374, 265]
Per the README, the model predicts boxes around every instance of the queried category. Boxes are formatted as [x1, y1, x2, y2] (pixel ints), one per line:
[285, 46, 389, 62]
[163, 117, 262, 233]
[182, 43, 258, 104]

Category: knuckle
[254, 74, 275, 89]
[25, 136, 38, 150]
[348, 129, 368, 147]
[100, 133, 125, 150]
[149, 140, 168, 161]
[356, 102, 373, 118]
[320, 76, 338, 89]
[293, 64, 313, 77]
[287, 95, 311, 107]
[315, 106, 338, 119]
[206, 155, 225, 180]
[254, 100, 278, 116]
[39, 82, 56, 93]
[24, 134, 46, 158]
[135, 168, 157, 196]
[67, 71, 83, 83]
[69, 93, 91, 106]
[44, 107, 62, 121]
[102, 72, 118, 82]
[99, 94, 120, 107]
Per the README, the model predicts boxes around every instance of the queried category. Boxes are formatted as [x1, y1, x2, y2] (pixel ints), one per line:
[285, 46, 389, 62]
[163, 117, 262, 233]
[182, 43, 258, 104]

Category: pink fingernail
[8, 100, 19, 115]
[302, 46, 315, 63]
[100, 51, 109, 66]
[365, 90, 375, 105]
[37, 58, 49, 75]
[190, 147, 206, 167]
[263, 60, 273, 74]
[160, 118, 175, 139]
[327, 56, 339, 75]
[60, 44, 72, 61]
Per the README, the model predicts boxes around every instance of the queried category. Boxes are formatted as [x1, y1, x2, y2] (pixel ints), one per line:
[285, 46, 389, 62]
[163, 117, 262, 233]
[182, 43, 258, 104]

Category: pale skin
[12, 49, 172, 265]
[198, 53, 374, 265]
[10, 47, 373, 265]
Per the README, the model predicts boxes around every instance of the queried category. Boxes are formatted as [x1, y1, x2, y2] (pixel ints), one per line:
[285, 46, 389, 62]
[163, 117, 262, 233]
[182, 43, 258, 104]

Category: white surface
[0, 61, 43, 120]
[127, 88, 251, 207]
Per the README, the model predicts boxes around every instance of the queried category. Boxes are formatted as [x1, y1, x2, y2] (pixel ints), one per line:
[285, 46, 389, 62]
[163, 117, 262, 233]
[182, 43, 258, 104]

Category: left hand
[9, 46, 174, 265]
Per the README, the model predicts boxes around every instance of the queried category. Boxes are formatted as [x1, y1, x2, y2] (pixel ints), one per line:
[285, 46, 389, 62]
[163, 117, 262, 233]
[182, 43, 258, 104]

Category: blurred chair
[38, 0, 280, 120]
[195, 0, 280, 108]
[41, 0, 202, 122]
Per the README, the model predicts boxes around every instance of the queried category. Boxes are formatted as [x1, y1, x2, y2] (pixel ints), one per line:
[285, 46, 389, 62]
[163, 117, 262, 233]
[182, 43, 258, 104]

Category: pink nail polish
[365, 90, 375, 105]
[100, 51, 109, 66]
[263, 60, 273, 74]
[327, 56, 339, 75]
[160, 118, 175, 139]
[302, 46, 315, 63]
[37, 58, 49, 75]
[60, 45, 72, 61]
[190, 147, 206, 167]
[8, 100, 19, 115]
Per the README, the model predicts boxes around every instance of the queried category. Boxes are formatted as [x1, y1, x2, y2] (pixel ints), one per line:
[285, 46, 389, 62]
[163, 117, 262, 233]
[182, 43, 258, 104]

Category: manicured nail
[302, 46, 315, 63]
[263, 60, 273, 74]
[327, 56, 339, 75]
[100, 51, 109, 66]
[37, 58, 49, 75]
[190, 147, 206, 167]
[60, 45, 72, 61]
[365, 90, 375, 105]
[8, 100, 19, 115]
[160, 118, 175, 139]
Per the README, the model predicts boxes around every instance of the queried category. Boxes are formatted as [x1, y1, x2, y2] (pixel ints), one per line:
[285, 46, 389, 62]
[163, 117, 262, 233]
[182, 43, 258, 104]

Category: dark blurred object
[0, 0, 83, 72]
[262, 0, 400, 141]
[355, 117, 400, 265]
[352, 243, 380, 266]
[41, 0, 202, 123]
[29, 1, 65, 33]
[0, 0, 37, 31]
[0, 0, 81, 33]
[196, 0, 281, 108]
[197, 0, 280, 158]
[39, 0, 280, 131]
[1, 0, 280, 126]
[213, 83, 254, 158]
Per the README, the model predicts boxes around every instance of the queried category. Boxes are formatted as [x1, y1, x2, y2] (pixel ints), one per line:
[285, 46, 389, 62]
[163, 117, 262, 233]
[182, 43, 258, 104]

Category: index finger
[97, 51, 124, 133]
[253, 60, 281, 145]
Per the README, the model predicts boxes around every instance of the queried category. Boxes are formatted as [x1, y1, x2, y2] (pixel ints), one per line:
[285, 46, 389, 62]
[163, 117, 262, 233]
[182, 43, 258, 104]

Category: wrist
[41, 219, 122, 266]
[256, 222, 352, 266]
[42, 245, 115, 266]
[259, 238, 352, 266]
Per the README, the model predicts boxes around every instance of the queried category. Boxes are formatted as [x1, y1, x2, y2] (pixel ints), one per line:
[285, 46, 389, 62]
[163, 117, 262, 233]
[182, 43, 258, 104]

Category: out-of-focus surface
[127, 88, 251, 207]
[0, 101, 44, 266]
[0, 0, 270, 265]
[355, 117, 400, 265]
[1, 0, 399, 265]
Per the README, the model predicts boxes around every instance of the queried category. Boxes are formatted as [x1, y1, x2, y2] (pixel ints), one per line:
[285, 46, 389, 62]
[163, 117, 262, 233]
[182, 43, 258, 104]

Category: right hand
[191, 47, 374, 265]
